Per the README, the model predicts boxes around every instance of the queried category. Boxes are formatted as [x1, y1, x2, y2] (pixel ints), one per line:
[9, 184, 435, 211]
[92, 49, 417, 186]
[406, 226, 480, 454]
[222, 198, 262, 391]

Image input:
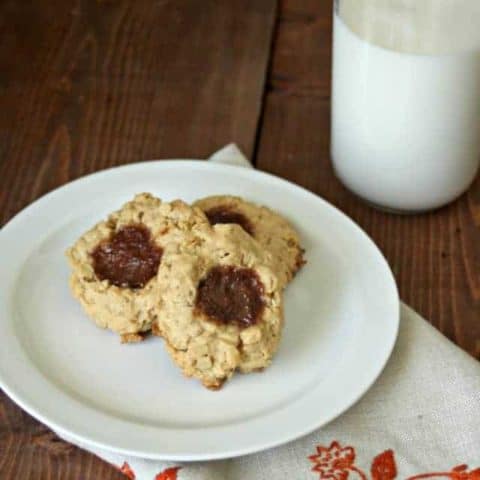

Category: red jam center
[195, 265, 265, 328]
[204, 206, 254, 235]
[91, 225, 162, 288]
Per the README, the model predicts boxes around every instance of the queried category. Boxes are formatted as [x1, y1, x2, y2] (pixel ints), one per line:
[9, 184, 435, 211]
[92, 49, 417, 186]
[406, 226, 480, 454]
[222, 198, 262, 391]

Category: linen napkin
[59, 144, 480, 480]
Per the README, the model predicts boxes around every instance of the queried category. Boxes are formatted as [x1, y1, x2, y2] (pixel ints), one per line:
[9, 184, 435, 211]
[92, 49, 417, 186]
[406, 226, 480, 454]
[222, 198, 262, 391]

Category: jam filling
[91, 224, 162, 288]
[195, 265, 265, 328]
[204, 206, 254, 235]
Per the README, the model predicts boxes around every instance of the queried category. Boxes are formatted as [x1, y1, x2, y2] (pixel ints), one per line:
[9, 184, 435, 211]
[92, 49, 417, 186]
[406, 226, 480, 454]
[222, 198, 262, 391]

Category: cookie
[155, 224, 284, 389]
[194, 195, 305, 288]
[66, 193, 210, 341]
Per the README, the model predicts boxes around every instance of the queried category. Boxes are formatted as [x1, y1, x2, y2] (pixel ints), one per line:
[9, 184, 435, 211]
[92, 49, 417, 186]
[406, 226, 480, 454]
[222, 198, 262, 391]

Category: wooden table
[0, 1, 478, 478]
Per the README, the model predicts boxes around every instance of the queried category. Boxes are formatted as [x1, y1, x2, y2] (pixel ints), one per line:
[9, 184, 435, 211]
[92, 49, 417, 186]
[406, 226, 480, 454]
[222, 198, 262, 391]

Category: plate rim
[0, 160, 400, 461]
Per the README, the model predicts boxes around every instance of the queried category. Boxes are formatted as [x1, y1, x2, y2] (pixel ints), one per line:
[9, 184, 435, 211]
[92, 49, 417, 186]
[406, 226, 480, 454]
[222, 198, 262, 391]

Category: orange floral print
[309, 441, 366, 480]
[155, 466, 182, 480]
[408, 464, 480, 480]
[309, 441, 479, 480]
[116, 462, 182, 480]
[118, 461, 136, 479]
[371, 450, 397, 480]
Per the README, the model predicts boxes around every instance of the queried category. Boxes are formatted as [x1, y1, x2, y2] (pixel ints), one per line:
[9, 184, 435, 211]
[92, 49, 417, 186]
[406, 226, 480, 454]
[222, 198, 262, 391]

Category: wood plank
[0, 0, 276, 226]
[256, 0, 480, 358]
[0, 1, 277, 478]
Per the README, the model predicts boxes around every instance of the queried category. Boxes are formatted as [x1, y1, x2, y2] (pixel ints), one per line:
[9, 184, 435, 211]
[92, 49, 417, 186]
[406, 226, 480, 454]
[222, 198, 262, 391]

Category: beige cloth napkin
[62, 144, 480, 480]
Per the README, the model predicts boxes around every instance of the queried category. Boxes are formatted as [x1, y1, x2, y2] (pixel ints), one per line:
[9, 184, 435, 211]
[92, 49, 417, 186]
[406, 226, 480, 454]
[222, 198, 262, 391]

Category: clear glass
[331, 0, 480, 213]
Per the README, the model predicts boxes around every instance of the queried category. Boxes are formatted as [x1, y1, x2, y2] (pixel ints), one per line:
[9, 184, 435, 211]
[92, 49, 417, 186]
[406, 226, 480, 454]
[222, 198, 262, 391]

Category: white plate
[0, 161, 399, 461]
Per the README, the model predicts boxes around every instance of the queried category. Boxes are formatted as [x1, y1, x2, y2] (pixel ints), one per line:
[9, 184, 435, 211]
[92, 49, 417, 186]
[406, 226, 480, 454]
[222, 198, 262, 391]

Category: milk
[331, 2, 480, 212]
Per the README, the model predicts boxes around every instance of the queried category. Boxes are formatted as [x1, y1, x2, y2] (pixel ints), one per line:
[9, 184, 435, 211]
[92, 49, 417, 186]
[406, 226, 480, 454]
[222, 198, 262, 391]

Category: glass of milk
[331, 0, 480, 212]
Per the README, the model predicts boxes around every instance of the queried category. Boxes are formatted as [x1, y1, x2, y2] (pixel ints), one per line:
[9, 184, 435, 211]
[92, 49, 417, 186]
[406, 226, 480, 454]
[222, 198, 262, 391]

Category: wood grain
[0, 0, 276, 226]
[0, 1, 276, 478]
[256, 0, 480, 357]
[1, 0, 479, 478]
